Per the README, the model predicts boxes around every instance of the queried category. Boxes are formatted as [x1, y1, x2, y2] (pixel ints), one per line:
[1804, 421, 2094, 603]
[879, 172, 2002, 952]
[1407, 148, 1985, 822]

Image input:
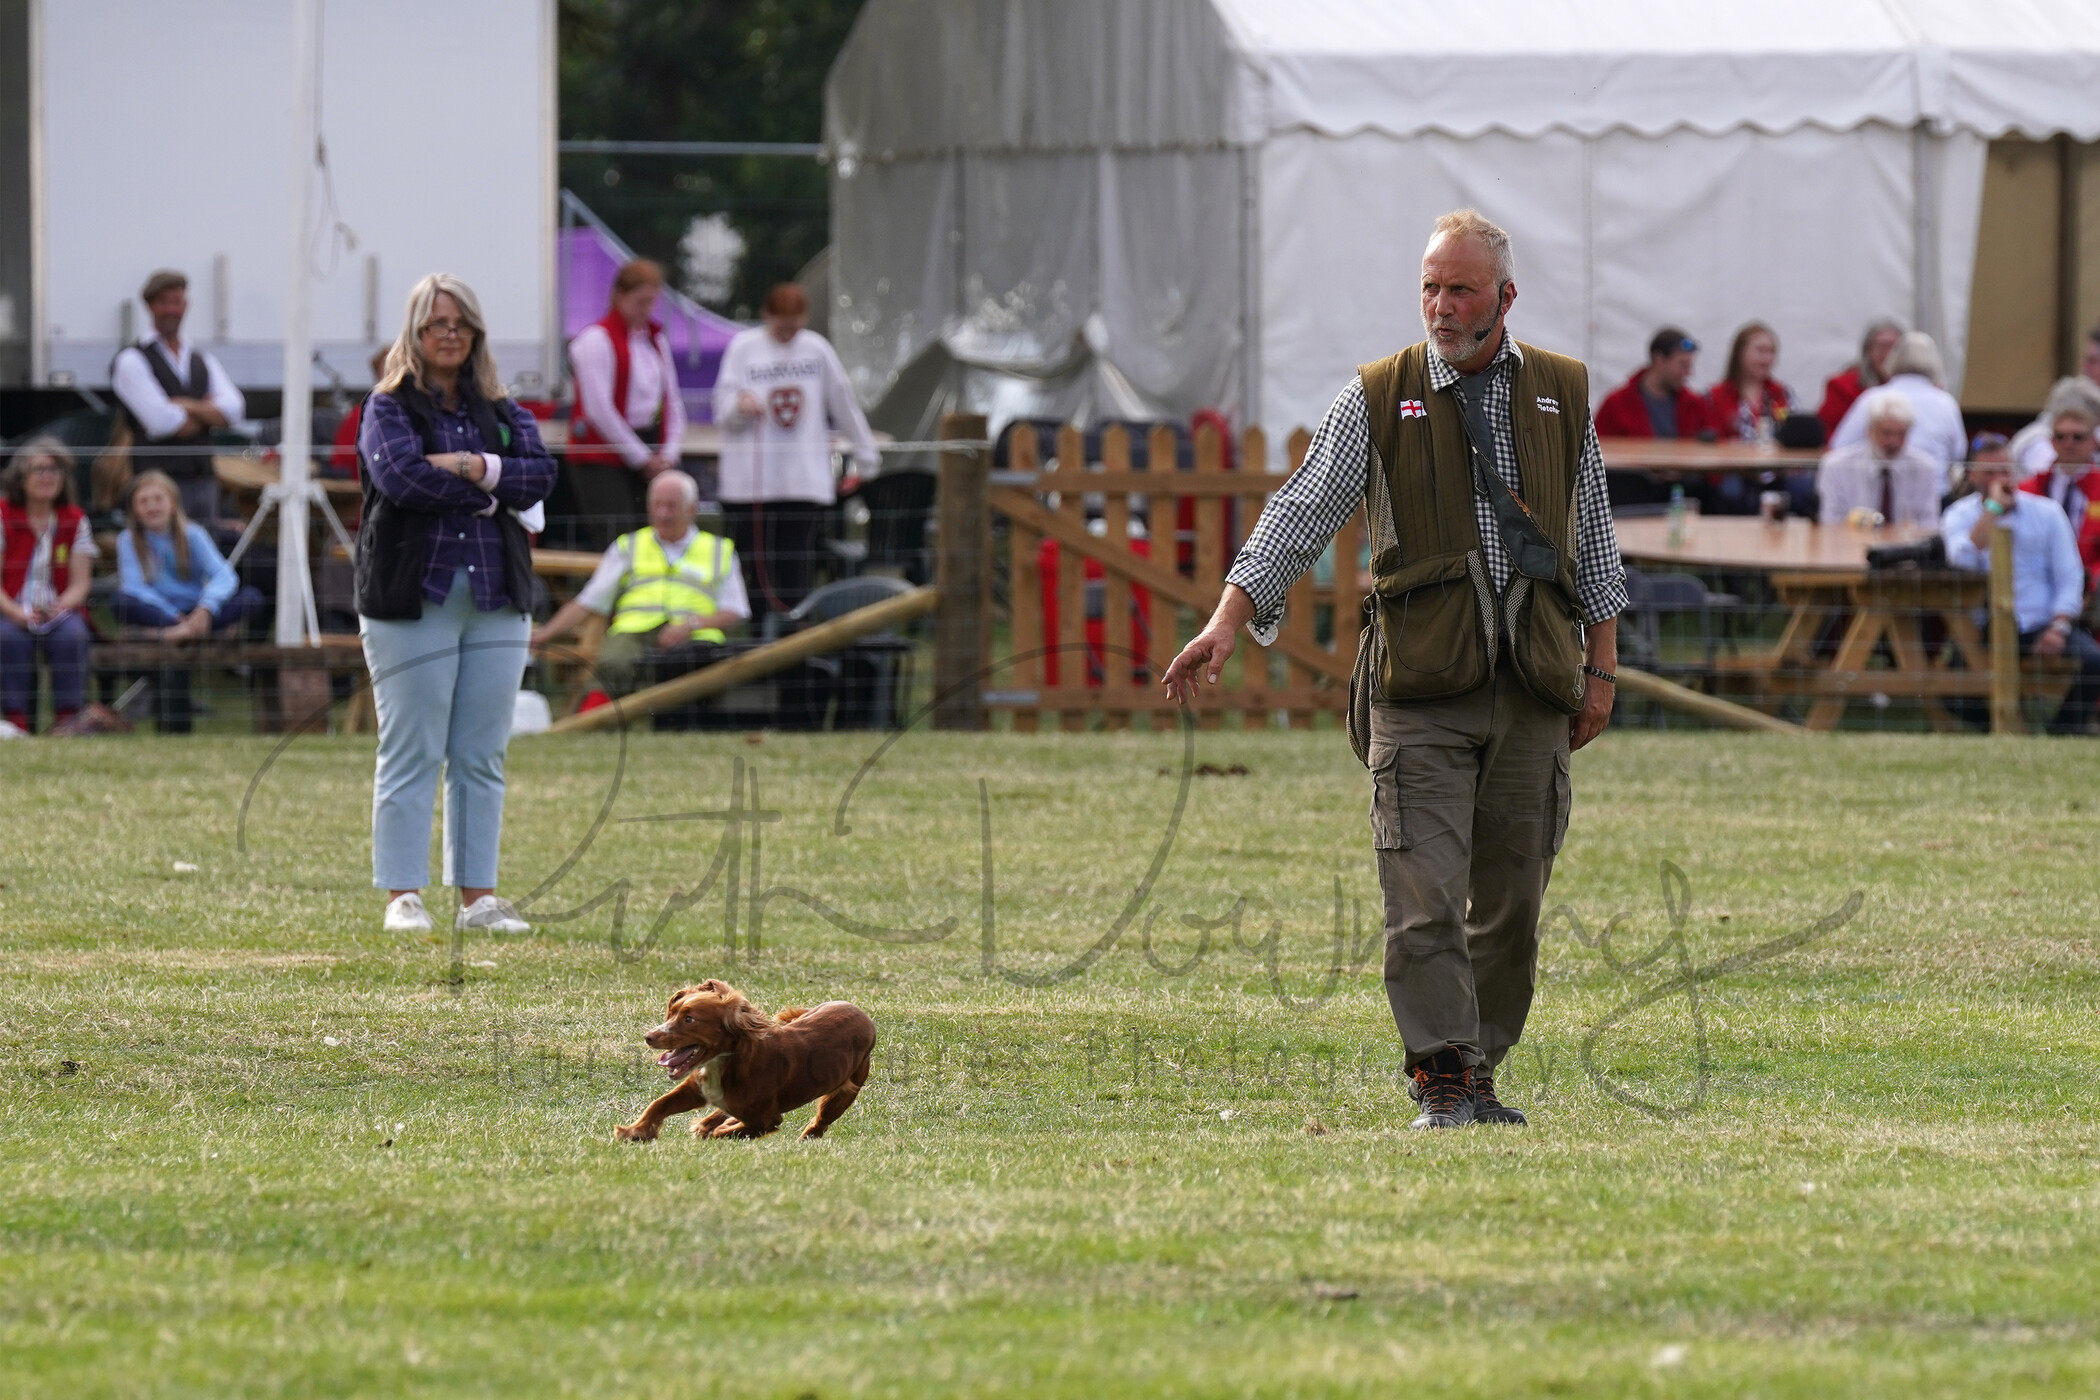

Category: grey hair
[1857, 316, 1906, 387]
[1863, 389, 1915, 428]
[2, 433, 79, 509]
[1886, 332, 1945, 387]
[1428, 208, 1515, 286]
[375, 273, 507, 402]
[648, 468, 699, 509]
[2042, 374, 2100, 425]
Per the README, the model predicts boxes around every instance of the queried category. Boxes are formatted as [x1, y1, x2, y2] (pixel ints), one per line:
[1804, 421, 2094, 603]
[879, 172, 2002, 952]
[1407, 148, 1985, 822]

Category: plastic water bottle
[1666, 484, 1688, 548]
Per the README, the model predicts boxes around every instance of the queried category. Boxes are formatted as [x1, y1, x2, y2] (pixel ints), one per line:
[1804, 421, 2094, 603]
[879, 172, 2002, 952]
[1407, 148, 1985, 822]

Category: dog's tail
[774, 1006, 810, 1024]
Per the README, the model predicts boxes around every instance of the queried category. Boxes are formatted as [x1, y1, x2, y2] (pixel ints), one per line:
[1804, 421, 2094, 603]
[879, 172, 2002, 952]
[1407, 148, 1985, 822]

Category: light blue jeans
[360, 570, 530, 891]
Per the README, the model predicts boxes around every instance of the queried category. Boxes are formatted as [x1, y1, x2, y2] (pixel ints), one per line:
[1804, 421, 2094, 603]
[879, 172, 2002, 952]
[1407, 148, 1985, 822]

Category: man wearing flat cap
[110, 270, 247, 524]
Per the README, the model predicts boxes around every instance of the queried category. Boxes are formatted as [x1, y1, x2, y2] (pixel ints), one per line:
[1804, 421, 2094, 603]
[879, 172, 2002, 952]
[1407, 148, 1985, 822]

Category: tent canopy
[829, 0, 2100, 157]
[826, 1, 2100, 443]
[1215, 0, 2100, 143]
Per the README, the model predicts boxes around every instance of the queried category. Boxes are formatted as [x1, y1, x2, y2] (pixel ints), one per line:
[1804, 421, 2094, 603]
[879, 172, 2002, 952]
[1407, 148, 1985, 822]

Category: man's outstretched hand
[1162, 586, 1255, 706]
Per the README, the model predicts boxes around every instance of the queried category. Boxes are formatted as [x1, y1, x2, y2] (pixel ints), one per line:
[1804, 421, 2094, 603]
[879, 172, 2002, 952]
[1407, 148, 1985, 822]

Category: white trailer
[3, 0, 557, 394]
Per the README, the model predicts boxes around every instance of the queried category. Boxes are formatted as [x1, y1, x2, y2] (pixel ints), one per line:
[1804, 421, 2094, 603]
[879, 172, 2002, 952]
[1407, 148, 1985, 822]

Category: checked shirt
[1225, 337, 1627, 648]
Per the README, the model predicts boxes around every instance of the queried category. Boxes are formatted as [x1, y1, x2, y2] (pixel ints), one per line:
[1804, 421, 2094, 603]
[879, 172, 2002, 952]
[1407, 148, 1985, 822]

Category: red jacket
[2021, 470, 2100, 586]
[1, 501, 86, 610]
[1817, 366, 1868, 435]
[1594, 371, 1712, 439]
[1707, 379, 1795, 441]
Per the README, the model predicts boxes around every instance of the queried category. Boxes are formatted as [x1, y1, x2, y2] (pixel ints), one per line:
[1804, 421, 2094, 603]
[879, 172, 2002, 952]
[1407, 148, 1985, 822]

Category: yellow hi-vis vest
[608, 528, 734, 641]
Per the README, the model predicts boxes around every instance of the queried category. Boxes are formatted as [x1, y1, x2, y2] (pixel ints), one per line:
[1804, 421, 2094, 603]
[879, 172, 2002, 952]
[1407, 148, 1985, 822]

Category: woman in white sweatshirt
[711, 283, 879, 626]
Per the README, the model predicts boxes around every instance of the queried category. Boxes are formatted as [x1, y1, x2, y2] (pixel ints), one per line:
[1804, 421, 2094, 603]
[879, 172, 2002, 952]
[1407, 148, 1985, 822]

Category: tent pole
[275, 0, 321, 648]
[1911, 123, 1937, 351]
[1238, 144, 1261, 432]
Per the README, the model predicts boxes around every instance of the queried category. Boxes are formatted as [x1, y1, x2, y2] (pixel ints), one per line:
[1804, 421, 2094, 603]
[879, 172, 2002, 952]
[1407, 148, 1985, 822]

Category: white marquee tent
[825, 0, 2100, 446]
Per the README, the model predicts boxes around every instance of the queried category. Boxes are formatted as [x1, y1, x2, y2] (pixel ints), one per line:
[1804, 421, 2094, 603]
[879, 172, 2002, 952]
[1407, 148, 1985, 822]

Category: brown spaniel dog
[613, 979, 875, 1143]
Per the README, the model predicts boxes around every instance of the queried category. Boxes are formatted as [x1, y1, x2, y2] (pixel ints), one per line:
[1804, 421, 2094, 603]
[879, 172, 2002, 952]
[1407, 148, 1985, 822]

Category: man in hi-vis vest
[1163, 210, 1626, 1131]
[533, 470, 748, 699]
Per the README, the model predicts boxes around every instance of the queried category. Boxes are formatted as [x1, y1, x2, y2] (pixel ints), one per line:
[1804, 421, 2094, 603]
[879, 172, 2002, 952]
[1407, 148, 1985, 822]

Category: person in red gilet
[0, 437, 98, 733]
[565, 258, 686, 549]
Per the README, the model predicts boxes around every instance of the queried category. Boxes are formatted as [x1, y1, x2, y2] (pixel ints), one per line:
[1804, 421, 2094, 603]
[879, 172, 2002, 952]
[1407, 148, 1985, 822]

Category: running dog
[613, 979, 875, 1143]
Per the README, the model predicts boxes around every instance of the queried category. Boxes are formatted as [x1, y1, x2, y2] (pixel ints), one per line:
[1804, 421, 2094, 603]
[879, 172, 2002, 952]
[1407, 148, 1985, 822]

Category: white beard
[1424, 305, 1502, 365]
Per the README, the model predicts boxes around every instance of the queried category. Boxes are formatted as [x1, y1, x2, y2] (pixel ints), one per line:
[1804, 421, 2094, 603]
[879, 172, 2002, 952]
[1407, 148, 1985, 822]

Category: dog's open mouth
[657, 1046, 703, 1079]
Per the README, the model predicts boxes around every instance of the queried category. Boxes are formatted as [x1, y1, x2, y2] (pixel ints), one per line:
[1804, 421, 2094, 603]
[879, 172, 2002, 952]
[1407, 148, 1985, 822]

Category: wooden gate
[979, 420, 1365, 730]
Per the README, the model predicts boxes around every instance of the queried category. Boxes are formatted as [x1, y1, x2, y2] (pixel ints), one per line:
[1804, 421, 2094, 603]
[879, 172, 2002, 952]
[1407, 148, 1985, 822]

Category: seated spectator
[1943, 447, 2100, 734]
[1817, 317, 1906, 435]
[1816, 391, 1943, 529]
[1707, 322, 1796, 443]
[531, 468, 747, 699]
[1595, 327, 1711, 438]
[0, 437, 96, 733]
[111, 470, 266, 640]
[1831, 332, 1967, 480]
[1702, 322, 1796, 510]
[109, 269, 246, 527]
[2017, 387, 2100, 588]
[2010, 374, 2100, 481]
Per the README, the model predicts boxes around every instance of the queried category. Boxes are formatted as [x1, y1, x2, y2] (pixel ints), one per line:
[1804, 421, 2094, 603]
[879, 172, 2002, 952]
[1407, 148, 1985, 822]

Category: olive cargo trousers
[1366, 657, 1572, 1072]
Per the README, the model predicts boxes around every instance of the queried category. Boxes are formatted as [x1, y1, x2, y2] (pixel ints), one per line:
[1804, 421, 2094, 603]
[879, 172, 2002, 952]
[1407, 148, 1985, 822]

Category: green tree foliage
[558, 0, 865, 318]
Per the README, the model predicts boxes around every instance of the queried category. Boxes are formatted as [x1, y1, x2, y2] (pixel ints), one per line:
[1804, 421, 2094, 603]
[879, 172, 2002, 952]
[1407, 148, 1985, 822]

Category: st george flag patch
[1399, 399, 1427, 419]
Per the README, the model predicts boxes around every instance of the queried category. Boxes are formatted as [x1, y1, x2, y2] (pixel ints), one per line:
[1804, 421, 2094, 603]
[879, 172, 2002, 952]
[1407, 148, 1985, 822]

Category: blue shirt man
[1942, 448, 2098, 733]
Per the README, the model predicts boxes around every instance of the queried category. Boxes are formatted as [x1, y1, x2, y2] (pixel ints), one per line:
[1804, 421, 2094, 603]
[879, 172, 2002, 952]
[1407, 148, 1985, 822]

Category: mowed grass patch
[3, 729, 2099, 1397]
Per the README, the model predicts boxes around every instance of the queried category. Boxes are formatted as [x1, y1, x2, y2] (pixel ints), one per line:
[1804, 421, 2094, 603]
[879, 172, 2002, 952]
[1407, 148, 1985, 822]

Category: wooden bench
[91, 634, 368, 734]
[1711, 572, 2079, 730]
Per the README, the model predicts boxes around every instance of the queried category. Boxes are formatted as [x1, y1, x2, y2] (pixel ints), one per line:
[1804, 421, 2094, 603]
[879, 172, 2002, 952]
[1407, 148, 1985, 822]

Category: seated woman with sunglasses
[357, 274, 557, 938]
[2019, 385, 2100, 590]
[0, 436, 96, 734]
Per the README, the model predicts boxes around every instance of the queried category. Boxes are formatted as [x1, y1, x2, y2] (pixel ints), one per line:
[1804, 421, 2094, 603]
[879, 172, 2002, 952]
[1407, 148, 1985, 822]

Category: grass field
[4, 725, 2099, 1398]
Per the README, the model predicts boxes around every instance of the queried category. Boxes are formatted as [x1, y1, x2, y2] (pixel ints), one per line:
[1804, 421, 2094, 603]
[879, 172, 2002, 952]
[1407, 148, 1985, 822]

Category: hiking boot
[1408, 1050, 1476, 1130]
[1471, 1073, 1527, 1125]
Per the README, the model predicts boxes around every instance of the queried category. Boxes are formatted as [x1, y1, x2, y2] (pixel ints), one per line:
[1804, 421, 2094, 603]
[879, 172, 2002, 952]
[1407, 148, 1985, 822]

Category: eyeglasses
[26, 464, 64, 476]
[419, 319, 472, 340]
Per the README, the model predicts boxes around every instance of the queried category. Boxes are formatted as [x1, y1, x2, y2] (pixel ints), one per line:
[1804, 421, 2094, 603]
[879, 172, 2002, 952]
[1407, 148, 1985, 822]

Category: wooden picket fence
[972, 419, 1365, 729]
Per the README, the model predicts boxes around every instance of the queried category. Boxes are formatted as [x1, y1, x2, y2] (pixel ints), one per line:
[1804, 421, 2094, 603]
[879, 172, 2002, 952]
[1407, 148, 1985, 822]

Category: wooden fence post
[1989, 531, 2020, 734]
[934, 412, 991, 731]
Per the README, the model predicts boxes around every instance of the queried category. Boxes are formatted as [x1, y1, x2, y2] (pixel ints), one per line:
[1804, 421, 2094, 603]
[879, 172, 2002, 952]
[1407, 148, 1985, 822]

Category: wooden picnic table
[1599, 437, 1823, 475]
[1615, 513, 1931, 573]
[1612, 513, 2069, 730]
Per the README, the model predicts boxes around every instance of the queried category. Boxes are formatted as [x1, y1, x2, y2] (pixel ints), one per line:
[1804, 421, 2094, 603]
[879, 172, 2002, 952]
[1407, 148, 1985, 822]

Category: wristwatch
[2050, 617, 2075, 636]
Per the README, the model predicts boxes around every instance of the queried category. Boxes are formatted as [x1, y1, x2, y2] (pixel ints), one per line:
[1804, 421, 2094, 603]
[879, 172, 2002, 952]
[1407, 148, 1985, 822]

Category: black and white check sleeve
[1224, 380, 1376, 648]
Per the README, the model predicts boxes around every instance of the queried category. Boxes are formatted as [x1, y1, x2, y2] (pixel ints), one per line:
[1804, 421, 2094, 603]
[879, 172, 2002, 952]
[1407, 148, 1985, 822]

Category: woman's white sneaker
[383, 892, 435, 934]
[456, 895, 531, 934]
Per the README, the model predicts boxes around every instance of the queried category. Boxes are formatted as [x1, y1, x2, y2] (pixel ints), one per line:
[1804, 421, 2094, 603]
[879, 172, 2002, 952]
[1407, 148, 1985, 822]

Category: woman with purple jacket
[356, 274, 557, 937]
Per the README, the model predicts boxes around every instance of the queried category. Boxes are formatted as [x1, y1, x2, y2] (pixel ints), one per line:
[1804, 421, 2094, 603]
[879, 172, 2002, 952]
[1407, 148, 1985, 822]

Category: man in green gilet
[1163, 209, 1627, 1130]
[532, 469, 748, 698]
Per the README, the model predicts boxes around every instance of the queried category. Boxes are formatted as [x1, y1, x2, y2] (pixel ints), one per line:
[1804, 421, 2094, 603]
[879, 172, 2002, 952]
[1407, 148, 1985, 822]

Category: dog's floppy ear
[723, 998, 772, 1039]
[698, 978, 727, 994]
